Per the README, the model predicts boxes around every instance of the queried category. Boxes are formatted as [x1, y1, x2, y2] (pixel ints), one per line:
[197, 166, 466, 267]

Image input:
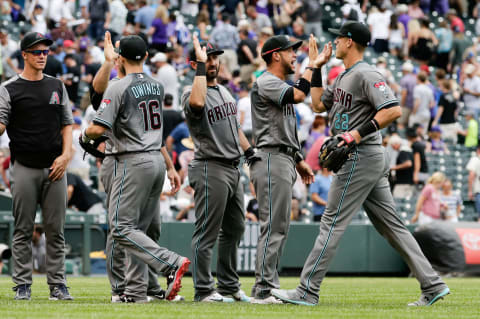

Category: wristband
[294, 77, 311, 96]
[305, 66, 314, 71]
[196, 62, 206, 76]
[294, 151, 304, 164]
[311, 68, 322, 87]
[357, 119, 380, 137]
[244, 146, 255, 158]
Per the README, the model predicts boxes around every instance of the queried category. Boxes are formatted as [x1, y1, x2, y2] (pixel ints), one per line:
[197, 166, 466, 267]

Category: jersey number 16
[138, 100, 162, 131]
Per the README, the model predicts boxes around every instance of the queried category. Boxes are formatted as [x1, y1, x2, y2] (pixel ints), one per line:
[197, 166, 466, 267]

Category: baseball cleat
[407, 287, 450, 306]
[165, 257, 190, 301]
[13, 284, 31, 300]
[111, 294, 124, 303]
[271, 289, 316, 306]
[49, 284, 74, 301]
[199, 292, 234, 303]
[119, 295, 149, 303]
[147, 290, 185, 302]
[227, 290, 251, 302]
[250, 295, 284, 304]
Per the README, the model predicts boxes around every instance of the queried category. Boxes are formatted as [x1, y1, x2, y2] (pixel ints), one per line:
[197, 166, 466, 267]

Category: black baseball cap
[189, 42, 224, 62]
[328, 21, 371, 47]
[20, 32, 53, 51]
[261, 35, 302, 59]
[118, 35, 147, 61]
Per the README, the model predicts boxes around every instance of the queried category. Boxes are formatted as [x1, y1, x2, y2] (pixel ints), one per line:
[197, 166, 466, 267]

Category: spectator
[447, 8, 465, 33]
[304, 114, 327, 153]
[410, 18, 438, 65]
[108, 0, 127, 42]
[237, 82, 252, 141]
[408, 0, 425, 19]
[148, 4, 169, 53]
[0, 29, 19, 81]
[162, 93, 183, 141]
[467, 145, 480, 221]
[87, 0, 110, 42]
[327, 58, 344, 85]
[50, 17, 75, 41]
[432, 80, 459, 143]
[246, 182, 259, 222]
[66, 173, 104, 214]
[309, 166, 332, 222]
[397, 4, 410, 37]
[457, 110, 479, 149]
[43, 44, 64, 78]
[390, 135, 414, 199]
[474, 0, 480, 35]
[209, 13, 240, 73]
[411, 172, 447, 225]
[410, 71, 434, 131]
[462, 63, 480, 119]
[195, 9, 211, 42]
[440, 179, 461, 222]
[135, 0, 155, 34]
[47, 0, 73, 27]
[124, 0, 137, 29]
[246, 5, 272, 35]
[166, 121, 190, 165]
[406, 127, 429, 185]
[388, 13, 405, 58]
[62, 54, 81, 104]
[434, 20, 453, 71]
[449, 26, 472, 73]
[398, 61, 416, 128]
[292, 18, 308, 41]
[29, 4, 47, 34]
[151, 52, 179, 109]
[237, 29, 257, 84]
[367, 3, 392, 53]
[426, 126, 449, 154]
[301, 0, 322, 37]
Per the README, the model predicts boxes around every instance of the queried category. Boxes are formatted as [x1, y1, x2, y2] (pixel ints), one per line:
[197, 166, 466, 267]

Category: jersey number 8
[138, 100, 162, 131]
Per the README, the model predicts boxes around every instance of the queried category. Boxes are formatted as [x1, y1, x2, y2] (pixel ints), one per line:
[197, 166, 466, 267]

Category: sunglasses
[24, 49, 49, 56]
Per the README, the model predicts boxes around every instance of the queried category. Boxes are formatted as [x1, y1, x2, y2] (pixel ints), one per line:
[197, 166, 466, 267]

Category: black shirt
[247, 198, 259, 220]
[67, 173, 103, 212]
[64, 65, 81, 103]
[163, 108, 184, 141]
[395, 150, 414, 184]
[412, 141, 428, 173]
[237, 38, 258, 66]
[44, 55, 63, 78]
[438, 92, 457, 124]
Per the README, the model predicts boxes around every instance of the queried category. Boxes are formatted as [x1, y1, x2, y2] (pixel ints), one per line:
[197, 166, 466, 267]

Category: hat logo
[347, 32, 352, 37]
[207, 43, 213, 49]
[36, 33, 43, 38]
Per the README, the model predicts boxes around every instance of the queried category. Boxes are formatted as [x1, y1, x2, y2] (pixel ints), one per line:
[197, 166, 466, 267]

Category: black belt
[259, 145, 297, 158]
[208, 157, 240, 167]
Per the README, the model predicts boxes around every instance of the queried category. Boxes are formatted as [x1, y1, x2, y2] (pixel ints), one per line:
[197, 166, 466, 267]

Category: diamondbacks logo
[98, 99, 111, 115]
[374, 81, 389, 98]
[49, 91, 60, 104]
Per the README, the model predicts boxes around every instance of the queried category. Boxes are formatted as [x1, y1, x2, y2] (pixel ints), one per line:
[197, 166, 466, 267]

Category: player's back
[95, 73, 165, 154]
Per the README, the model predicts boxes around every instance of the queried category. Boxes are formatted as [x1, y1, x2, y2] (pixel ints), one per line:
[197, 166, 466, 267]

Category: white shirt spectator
[413, 83, 434, 118]
[237, 95, 252, 132]
[467, 155, 480, 193]
[48, 0, 74, 24]
[153, 63, 179, 110]
[109, 0, 127, 36]
[463, 75, 480, 109]
[0, 36, 18, 79]
[367, 9, 392, 42]
[295, 102, 314, 144]
[31, 13, 48, 34]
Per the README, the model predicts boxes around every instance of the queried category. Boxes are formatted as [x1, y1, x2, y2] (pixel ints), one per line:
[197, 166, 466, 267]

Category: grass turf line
[0, 276, 478, 319]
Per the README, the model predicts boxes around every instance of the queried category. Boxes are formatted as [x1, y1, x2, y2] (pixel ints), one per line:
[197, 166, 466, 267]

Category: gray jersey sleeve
[0, 85, 11, 126]
[321, 84, 334, 111]
[182, 89, 203, 120]
[93, 79, 125, 129]
[260, 74, 292, 107]
[362, 71, 399, 110]
[60, 82, 74, 125]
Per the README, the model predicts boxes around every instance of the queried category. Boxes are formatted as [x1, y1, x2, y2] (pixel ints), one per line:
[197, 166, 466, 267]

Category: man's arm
[349, 106, 402, 143]
[161, 146, 181, 193]
[311, 192, 327, 207]
[188, 35, 208, 109]
[85, 124, 107, 139]
[241, 44, 256, 64]
[468, 170, 476, 200]
[309, 38, 333, 112]
[238, 128, 252, 152]
[391, 160, 412, 171]
[92, 31, 117, 94]
[49, 125, 73, 181]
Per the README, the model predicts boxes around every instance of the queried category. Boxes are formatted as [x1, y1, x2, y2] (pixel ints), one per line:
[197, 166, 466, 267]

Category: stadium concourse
[1, 0, 480, 289]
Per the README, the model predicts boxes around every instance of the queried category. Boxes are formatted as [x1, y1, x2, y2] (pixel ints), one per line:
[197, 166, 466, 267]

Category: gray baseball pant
[10, 161, 67, 286]
[109, 152, 181, 297]
[103, 156, 163, 297]
[296, 145, 447, 304]
[189, 159, 245, 300]
[250, 150, 297, 299]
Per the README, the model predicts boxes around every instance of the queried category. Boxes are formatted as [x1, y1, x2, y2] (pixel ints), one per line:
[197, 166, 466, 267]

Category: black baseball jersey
[322, 61, 399, 145]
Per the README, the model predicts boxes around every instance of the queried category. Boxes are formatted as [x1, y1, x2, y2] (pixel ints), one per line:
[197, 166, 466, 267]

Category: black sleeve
[280, 87, 295, 105]
[89, 85, 103, 111]
[396, 151, 412, 164]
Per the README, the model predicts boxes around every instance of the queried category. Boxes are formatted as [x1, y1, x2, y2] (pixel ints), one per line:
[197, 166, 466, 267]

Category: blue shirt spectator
[135, 1, 156, 32]
[167, 122, 190, 156]
[309, 168, 332, 221]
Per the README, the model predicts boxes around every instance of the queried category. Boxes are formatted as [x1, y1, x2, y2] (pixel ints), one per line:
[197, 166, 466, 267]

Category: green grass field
[0, 276, 478, 319]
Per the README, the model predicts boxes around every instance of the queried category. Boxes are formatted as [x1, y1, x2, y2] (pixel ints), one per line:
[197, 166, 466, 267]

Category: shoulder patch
[49, 91, 61, 104]
[98, 99, 111, 115]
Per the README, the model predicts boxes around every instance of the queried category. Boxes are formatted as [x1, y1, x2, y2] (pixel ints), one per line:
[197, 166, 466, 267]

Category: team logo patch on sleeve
[98, 99, 111, 115]
[49, 91, 60, 104]
[374, 81, 390, 97]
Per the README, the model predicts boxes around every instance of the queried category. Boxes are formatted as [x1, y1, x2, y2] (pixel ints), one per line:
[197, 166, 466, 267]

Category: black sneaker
[119, 295, 149, 303]
[49, 284, 74, 301]
[13, 284, 31, 300]
[147, 289, 166, 300]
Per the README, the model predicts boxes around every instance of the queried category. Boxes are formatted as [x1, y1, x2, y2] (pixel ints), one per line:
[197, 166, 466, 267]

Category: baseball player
[0, 32, 73, 300]
[183, 35, 257, 302]
[88, 32, 182, 302]
[249, 35, 326, 304]
[272, 21, 449, 306]
[82, 35, 190, 303]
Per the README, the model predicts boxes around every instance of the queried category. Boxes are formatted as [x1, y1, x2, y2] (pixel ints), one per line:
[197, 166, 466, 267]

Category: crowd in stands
[2, 0, 480, 225]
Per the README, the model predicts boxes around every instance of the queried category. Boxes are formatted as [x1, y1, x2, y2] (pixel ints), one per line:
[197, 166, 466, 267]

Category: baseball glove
[79, 134, 108, 159]
[318, 132, 357, 173]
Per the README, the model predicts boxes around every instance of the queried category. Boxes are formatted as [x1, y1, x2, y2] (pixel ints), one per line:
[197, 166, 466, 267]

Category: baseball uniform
[292, 62, 447, 304]
[182, 84, 245, 301]
[0, 74, 73, 290]
[250, 71, 301, 299]
[93, 72, 183, 300]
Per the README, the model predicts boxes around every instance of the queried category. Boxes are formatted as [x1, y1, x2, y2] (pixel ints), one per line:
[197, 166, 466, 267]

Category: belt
[259, 145, 297, 158]
[108, 149, 161, 159]
[208, 157, 240, 167]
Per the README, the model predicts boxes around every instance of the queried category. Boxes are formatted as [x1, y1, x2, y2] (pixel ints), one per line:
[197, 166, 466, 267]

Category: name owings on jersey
[333, 88, 353, 109]
[207, 102, 237, 125]
[130, 83, 162, 99]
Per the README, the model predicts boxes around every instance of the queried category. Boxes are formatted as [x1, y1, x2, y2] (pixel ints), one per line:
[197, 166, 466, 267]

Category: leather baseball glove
[79, 133, 108, 159]
[318, 132, 357, 173]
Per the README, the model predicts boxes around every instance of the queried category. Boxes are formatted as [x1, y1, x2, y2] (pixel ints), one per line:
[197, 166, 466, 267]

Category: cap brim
[207, 49, 224, 56]
[285, 40, 303, 51]
[328, 28, 344, 37]
[25, 38, 53, 50]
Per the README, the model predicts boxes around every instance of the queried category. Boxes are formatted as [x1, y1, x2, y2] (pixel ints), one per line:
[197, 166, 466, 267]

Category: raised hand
[313, 41, 333, 68]
[192, 34, 207, 63]
[308, 34, 319, 66]
[103, 31, 118, 63]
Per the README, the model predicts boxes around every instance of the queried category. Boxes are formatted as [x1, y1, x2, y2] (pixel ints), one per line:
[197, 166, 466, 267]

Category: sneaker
[49, 284, 74, 301]
[250, 295, 284, 304]
[13, 284, 31, 300]
[224, 290, 250, 302]
[408, 287, 450, 306]
[147, 290, 185, 302]
[111, 294, 124, 303]
[119, 295, 150, 303]
[199, 292, 234, 303]
[165, 257, 190, 301]
[271, 289, 316, 306]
